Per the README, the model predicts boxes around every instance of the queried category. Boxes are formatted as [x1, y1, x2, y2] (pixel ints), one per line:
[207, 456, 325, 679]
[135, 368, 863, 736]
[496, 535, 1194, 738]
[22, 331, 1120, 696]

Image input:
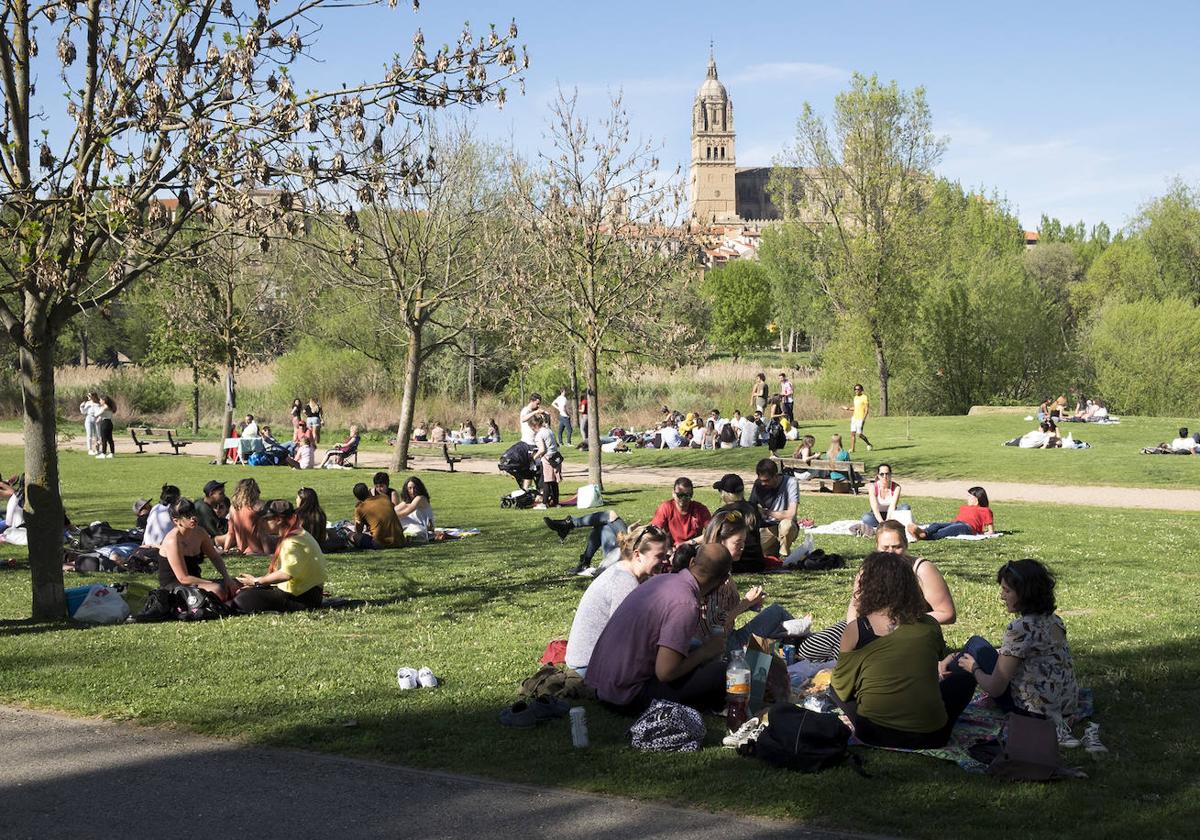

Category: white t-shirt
[739, 420, 759, 447]
[552, 395, 569, 419]
[1018, 430, 1049, 449]
[142, 504, 175, 546]
[659, 426, 682, 448]
[1170, 437, 1196, 453]
[241, 422, 259, 438]
[519, 404, 540, 445]
[399, 498, 435, 542]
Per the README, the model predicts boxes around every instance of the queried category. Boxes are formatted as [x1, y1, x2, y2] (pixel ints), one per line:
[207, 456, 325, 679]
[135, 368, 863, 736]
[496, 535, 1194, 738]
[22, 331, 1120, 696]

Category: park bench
[130, 427, 191, 455]
[390, 439, 465, 472]
[773, 456, 867, 495]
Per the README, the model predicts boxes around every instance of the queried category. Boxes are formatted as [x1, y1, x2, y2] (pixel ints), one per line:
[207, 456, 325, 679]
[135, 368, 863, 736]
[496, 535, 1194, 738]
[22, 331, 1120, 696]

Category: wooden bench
[389, 439, 465, 472]
[130, 427, 191, 455]
[774, 456, 867, 495]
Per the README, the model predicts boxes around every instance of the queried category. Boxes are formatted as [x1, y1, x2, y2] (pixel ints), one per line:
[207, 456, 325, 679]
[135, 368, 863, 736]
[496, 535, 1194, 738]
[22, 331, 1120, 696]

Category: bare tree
[0, 0, 525, 619]
[505, 90, 693, 486]
[311, 121, 510, 471]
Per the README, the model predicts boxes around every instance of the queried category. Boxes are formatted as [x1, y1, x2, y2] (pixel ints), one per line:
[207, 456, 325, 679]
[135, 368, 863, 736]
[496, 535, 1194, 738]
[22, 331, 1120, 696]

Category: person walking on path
[95, 396, 117, 458]
[552, 388, 573, 446]
[843, 383, 873, 452]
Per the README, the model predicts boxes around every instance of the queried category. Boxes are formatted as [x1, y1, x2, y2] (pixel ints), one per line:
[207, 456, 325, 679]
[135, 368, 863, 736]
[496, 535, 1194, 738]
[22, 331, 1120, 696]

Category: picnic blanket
[849, 688, 1095, 772]
[805, 519, 1003, 540]
[434, 527, 481, 540]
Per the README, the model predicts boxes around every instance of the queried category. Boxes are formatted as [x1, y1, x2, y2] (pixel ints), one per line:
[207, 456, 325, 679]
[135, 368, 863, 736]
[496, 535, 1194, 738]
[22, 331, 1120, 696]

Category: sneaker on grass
[1081, 722, 1108, 753]
[1056, 719, 1081, 748]
[722, 716, 765, 749]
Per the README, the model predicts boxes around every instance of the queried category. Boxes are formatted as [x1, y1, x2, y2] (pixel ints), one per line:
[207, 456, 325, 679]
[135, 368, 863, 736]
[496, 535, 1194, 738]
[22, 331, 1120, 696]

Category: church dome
[696, 54, 728, 102]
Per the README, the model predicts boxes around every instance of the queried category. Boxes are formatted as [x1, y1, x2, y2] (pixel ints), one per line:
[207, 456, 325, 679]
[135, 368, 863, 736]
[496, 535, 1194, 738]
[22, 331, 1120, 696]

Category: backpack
[751, 703, 853, 773]
[500, 490, 536, 509]
[172, 585, 234, 621]
[133, 588, 176, 623]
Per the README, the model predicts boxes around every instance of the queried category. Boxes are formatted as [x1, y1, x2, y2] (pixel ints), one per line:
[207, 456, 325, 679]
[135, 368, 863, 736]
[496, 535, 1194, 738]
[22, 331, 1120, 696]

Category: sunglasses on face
[675, 492, 692, 500]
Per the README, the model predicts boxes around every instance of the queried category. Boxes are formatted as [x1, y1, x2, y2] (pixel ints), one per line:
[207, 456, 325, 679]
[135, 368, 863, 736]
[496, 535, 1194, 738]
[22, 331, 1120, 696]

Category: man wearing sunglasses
[650, 477, 712, 547]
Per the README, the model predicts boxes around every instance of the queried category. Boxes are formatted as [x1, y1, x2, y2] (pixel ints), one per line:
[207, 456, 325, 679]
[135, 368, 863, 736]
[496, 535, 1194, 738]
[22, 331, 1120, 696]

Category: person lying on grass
[831, 551, 976, 750]
[544, 509, 628, 577]
[585, 543, 733, 715]
[234, 500, 328, 614]
[799, 520, 957, 662]
[159, 498, 238, 600]
[908, 487, 994, 541]
[955, 559, 1104, 751]
[564, 523, 671, 678]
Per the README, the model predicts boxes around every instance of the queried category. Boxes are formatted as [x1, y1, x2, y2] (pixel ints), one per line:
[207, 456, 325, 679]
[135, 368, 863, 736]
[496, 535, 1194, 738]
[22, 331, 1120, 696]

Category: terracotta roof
[1024, 230, 1039, 241]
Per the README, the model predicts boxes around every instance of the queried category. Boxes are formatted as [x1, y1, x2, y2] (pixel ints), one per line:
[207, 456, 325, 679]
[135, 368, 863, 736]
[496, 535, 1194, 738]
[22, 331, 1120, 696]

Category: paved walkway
[4, 432, 1198, 511]
[0, 705, 879, 840]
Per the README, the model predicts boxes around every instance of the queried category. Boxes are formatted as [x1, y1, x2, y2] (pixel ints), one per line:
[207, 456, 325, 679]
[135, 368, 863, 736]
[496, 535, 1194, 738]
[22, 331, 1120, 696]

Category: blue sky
[258, 2, 1197, 229]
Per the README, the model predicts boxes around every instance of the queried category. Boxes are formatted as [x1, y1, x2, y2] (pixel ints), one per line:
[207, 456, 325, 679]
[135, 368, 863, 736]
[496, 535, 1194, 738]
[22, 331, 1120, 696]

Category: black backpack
[751, 703, 853, 773]
[500, 490, 536, 510]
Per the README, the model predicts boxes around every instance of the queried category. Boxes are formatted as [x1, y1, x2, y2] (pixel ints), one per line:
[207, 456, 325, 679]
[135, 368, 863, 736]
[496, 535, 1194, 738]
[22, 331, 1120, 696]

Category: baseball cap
[203, 480, 226, 496]
[712, 473, 744, 494]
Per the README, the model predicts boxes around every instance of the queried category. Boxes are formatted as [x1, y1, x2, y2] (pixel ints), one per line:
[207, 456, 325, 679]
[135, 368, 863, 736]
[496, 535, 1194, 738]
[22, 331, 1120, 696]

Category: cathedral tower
[689, 48, 737, 223]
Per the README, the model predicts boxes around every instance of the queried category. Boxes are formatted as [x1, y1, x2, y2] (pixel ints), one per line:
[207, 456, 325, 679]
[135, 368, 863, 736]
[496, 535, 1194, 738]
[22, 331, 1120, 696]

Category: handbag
[988, 711, 1062, 781]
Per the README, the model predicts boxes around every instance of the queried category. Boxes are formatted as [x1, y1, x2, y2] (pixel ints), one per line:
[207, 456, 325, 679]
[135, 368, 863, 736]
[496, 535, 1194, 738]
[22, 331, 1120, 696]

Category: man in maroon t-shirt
[650, 477, 711, 547]
[584, 544, 732, 714]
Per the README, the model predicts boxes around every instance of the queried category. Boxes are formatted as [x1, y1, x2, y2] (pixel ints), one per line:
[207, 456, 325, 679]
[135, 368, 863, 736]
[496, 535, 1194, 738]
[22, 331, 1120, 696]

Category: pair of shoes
[722, 716, 766, 749]
[498, 695, 571, 728]
[1056, 719, 1081, 748]
[1081, 722, 1108, 753]
[397, 666, 439, 690]
[544, 516, 574, 542]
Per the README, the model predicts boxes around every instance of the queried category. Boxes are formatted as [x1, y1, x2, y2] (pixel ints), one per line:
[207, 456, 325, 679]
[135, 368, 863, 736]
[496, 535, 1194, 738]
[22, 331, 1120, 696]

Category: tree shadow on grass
[0, 618, 92, 638]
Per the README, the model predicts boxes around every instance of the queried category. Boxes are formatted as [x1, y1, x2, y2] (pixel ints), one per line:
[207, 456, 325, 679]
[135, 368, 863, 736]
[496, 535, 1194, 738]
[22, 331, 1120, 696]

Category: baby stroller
[497, 442, 536, 488]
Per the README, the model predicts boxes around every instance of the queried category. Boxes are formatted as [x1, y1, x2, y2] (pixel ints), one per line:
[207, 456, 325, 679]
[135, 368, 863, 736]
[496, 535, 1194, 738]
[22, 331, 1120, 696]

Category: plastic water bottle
[725, 648, 751, 733]
[569, 706, 589, 748]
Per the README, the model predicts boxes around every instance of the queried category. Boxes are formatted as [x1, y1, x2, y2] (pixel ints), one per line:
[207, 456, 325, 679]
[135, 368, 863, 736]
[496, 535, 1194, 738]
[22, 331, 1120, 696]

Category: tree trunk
[568, 353, 580, 428]
[219, 364, 234, 465]
[191, 365, 201, 435]
[585, 342, 602, 487]
[466, 333, 477, 414]
[778, 327, 786, 354]
[871, 330, 890, 417]
[21, 319, 67, 620]
[79, 329, 88, 367]
[390, 323, 422, 472]
[518, 368, 526, 406]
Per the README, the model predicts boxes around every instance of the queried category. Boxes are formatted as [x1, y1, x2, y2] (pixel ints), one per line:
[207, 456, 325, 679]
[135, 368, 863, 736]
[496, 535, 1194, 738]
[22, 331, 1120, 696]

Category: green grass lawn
[1, 446, 1198, 839]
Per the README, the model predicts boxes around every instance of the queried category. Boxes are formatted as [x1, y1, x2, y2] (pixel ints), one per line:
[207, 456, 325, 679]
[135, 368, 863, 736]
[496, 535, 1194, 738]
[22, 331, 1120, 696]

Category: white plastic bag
[576, 484, 604, 509]
[782, 535, 815, 568]
[73, 584, 131, 624]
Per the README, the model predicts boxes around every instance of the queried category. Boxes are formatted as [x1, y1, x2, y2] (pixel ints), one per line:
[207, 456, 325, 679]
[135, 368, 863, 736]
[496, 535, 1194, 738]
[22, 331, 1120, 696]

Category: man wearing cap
[132, 498, 153, 530]
[710, 473, 765, 573]
[650, 477, 711, 546]
[748, 458, 800, 557]
[194, 480, 227, 537]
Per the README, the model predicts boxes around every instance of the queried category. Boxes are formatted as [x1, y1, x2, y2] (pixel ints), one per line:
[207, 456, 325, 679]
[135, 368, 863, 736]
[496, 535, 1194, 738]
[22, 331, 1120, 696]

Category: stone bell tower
[689, 47, 737, 224]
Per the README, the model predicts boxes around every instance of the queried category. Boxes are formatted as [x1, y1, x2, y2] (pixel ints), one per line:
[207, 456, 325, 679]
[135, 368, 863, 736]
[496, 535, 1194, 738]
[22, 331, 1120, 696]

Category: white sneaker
[1081, 722, 1108, 753]
[417, 667, 438, 688]
[722, 716, 765, 749]
[782, 616, 813, 636]
[1056, 719, 1081, 748]
[105, 453, 114, 458]
[579, 565, 599, 578]
[867, 444, 873, 451]
[397, 667, 419, 690]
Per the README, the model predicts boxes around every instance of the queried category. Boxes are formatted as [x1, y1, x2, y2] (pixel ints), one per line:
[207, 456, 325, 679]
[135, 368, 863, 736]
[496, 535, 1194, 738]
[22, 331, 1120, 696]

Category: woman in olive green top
[831, 552, 976, 749]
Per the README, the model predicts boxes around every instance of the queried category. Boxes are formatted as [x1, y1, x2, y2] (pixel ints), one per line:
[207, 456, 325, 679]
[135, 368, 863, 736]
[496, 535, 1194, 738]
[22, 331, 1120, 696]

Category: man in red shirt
[650, 477, 711, 546]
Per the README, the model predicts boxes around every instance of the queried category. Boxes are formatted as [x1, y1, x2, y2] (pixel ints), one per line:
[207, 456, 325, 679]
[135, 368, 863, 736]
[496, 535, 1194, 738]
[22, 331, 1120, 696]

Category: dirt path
[5, 432, 1198, 512]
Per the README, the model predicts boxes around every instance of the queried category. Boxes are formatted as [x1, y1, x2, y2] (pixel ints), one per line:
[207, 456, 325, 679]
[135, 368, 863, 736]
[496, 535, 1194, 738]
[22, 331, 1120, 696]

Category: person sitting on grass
[799, 520, 957, 662]
[413, 420, 429, 442]
[748, 458, 800, 557]
[831, 551, 976, 749]
[234, 500, 328, 614]
[650, 477, 711, 548]
[394, 476, 435, 544]
[585, 543, 733, 715]
[544, 509, 630, 577]
[564, 523, 670, 677]
[709, 473, 765, 573]
[862, 464, 908, 528]
[142, 484, 182, 551]
[484, 418, 501, 443]
[371, 471, 402, 506]
[955, 558, 1103, 750]
[216, 478, 271, 555]
[322, 424, 361, 468]
[430, 420, 448, 444]
[1169, 427, 1197, 453]
[295, 487, 328, 548]
[158, 498, 238, 600]
[193, 480, 227, 538]
[908, 487, 994, 541]
[350, 481, 404, 549]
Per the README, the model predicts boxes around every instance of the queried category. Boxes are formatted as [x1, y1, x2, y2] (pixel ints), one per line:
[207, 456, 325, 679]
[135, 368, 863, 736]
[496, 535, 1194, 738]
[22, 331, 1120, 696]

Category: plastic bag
[576, 484, 603, 508]
[73, 584, 131, 624]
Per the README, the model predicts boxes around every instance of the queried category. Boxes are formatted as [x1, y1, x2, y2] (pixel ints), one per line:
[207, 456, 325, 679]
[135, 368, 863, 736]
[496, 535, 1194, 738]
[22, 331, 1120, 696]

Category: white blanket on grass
[805, 519, 1003, 540]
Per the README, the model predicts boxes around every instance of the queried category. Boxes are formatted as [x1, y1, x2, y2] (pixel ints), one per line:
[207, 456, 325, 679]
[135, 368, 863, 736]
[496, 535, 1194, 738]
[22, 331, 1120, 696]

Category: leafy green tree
[758, 222, 831, 352]
[699, 261, 771, 355]
[1136, 181, 1200, 302]
[770, 73, 944, 415]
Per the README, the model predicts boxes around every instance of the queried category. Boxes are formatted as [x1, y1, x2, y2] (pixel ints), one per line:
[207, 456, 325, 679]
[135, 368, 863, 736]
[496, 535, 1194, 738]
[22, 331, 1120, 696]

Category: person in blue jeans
[544, 510, 632, 577]
[909, 487, 994, 541]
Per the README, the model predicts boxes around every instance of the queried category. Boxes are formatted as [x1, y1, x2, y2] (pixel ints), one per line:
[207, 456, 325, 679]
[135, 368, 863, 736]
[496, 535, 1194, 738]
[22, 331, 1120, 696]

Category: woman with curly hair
[831, 551, 976, 749]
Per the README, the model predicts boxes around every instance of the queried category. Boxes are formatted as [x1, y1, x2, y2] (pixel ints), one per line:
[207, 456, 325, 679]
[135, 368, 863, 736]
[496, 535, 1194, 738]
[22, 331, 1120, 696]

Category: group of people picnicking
[63, 469, 439, 613]
[412, 418, 502, 445]
[227, 403, 362, 470]
[547, 474, 1103, 753]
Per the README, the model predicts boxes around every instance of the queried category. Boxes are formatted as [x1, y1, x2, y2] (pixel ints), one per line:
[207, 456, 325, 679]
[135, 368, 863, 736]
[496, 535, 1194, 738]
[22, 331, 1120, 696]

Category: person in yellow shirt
[234, 500, 328, 613]
[842, 383, 874, 453]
